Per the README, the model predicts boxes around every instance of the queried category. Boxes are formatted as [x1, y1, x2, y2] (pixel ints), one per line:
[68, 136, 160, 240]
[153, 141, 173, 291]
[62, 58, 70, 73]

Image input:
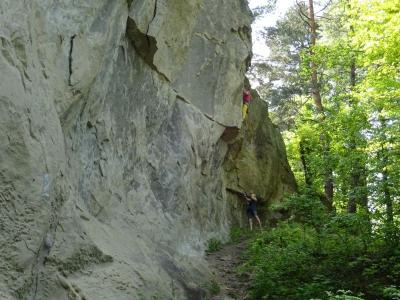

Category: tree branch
[317, 15, 334, 21]
[315, 0, 333, 15]
[296, 0, 312, 27]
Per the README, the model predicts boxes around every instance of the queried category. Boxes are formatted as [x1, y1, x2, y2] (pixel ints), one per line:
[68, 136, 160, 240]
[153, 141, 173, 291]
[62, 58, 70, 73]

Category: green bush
[285, 191, 327, 228]
[206, 238, 222, 253]
[383, 286, 400, 300]
[241, 209, 400, 299]
[208, 280, 221, 295]
[229, 227, 249, 243]
[326, 290, 364, 299]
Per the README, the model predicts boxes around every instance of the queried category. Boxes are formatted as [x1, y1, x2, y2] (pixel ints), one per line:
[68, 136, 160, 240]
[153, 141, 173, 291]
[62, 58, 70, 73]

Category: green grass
[206, 238, 222, 253]
[205, 279, 221, 295]
[229, 227, 246, 243]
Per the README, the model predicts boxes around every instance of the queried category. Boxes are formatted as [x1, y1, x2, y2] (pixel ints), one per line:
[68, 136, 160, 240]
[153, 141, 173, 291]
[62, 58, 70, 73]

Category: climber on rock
[245, 192, 262, 230]
[242, 86, 251, 120]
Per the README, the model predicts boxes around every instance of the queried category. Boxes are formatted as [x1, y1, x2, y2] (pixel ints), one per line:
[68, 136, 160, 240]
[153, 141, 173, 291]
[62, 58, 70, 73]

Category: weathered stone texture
[0, 0, 295, 299]
[223, 92, 297, 227]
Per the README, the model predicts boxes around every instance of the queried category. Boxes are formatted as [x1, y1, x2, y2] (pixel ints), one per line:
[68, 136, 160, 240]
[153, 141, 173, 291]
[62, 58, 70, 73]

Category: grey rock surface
[223, 91, 297, 227]
[0, 0, 295, 299]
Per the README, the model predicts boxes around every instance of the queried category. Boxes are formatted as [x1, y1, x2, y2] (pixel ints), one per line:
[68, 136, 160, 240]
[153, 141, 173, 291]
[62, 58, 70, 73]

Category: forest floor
[206, 237, 252, 300]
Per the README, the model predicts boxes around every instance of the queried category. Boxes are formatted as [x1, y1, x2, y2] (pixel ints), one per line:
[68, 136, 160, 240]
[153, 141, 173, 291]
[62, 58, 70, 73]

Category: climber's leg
[242, 103, 248, 120]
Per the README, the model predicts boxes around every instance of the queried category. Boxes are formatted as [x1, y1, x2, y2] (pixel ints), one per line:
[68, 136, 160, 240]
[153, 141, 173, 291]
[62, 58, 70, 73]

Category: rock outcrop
[0, 1, 295, 299]
[223, 91, 297, 227]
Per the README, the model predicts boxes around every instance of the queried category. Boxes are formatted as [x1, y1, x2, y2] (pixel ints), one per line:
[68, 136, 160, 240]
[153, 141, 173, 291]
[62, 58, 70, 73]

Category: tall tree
[307, 0, 323, 112]
[350, 0, 400, 233]
[248, 4, 310, 130]
[303, 0, 334, 211]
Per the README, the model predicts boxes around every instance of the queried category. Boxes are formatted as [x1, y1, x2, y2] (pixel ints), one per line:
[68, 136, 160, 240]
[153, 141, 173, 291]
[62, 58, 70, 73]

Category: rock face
[0, 1, 294, 299]
[223, 92, 297, 227]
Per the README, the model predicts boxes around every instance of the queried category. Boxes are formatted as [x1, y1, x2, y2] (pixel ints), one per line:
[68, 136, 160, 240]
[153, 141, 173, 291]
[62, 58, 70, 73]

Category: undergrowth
[240, 193, 400, 300]
[206, 238, 222, 253]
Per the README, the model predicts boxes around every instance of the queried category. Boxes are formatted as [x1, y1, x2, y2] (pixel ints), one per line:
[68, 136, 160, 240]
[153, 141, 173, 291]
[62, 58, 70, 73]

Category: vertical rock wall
[0, 0, 295, 299]
[223, 91, 297, 227]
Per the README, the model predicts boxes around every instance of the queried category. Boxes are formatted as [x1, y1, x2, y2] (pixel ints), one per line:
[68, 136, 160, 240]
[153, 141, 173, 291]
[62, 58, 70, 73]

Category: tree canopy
[245, 0, 400, 298]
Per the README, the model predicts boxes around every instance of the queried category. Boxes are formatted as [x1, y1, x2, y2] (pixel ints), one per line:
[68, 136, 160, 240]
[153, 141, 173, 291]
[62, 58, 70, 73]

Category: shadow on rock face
[161, 258, 207, 300]
[220, 126, 240, 143]
[126, 17, 158, 71]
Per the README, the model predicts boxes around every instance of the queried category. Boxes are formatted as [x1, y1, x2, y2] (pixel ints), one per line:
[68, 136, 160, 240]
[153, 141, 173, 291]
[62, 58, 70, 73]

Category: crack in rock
[68, 35, 76, 86]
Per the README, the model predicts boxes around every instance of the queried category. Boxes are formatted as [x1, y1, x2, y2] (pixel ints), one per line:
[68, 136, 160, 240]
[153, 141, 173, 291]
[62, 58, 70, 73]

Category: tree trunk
[350, 60, 356, 87]
[346, 4, 369, 215]
[348, 160, 367, 214]
[299, 139, 313, 188]
[347, 61, 358, 213]
[308, 0, 323, 113]
[307, 0, 334, 211]
[378, 117, 393, 225]
[323, 145, 334, 211]
[382, 167, 393, 224]
[347, 61, 369, 214]
[347, 169, 358, 213]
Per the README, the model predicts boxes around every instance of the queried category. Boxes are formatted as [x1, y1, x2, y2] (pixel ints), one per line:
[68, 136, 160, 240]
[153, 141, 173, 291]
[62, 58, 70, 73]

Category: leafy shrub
[242, 213, 400, 299]
[229, 227, 252, 243]
[245, 222, 329, 299]
[207, 280, 221, 295]
[326, 290, 364, 299]
[285, 191, 327, 228]
[206, 238, 222, 253]
[383, 286, 400, 300]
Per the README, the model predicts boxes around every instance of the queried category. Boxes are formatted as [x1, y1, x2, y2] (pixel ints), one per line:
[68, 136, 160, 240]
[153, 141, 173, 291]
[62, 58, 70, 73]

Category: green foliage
[203, 279, 221, 296]
[245, 222, 329, 299]
[229, 227, 247, 244]
[248, 3, 310, 130]
[383, 286, 400, 300]
[242, 212, 400, 299]
[251, 0, 277, 18]
[285, 191, 327, 228]
[326, 290, 364, 299]
[241, 193, 400, 299]
[248, 0, 400, 299]
[206, 238, 222, 253]
[277, 0, 400, 228]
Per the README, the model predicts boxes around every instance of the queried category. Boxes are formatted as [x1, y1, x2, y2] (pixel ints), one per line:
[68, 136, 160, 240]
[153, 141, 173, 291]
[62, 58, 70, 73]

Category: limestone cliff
[223, 91, 297, 227]
[0, 1, 295, 299]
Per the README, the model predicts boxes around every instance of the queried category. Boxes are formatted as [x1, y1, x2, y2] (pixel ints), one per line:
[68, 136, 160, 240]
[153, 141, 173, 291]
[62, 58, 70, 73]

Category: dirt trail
[206, 238, 251, 300]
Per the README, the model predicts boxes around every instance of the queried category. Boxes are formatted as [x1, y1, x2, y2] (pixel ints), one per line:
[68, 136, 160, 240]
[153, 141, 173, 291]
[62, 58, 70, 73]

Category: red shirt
[243, 90, 251, 103]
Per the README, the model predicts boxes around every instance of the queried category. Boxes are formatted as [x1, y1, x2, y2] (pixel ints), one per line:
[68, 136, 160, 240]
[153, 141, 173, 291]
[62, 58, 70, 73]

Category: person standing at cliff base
[242, 87, 251, 120]
[245, 192, 262, 230]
